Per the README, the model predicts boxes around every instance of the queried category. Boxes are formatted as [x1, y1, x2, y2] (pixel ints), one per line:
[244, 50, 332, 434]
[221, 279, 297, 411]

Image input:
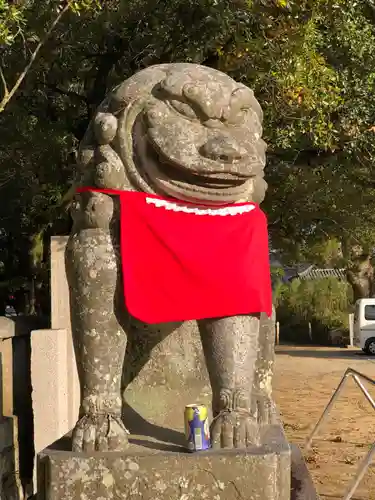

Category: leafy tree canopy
[1, 0, 375, 312]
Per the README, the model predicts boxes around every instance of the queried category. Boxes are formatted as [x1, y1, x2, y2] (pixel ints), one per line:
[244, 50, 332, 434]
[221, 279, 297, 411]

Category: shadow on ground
[276, 345, 372, 360]
[123, 402, 186, 451]
[50, 403, 187, 454]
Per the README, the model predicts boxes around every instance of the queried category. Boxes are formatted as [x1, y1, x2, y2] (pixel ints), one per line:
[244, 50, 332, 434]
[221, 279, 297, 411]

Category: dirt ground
[274, 345, 375, 500]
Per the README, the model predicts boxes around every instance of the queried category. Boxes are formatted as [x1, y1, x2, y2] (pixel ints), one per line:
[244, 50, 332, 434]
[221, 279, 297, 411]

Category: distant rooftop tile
[297, 267, 346, 281]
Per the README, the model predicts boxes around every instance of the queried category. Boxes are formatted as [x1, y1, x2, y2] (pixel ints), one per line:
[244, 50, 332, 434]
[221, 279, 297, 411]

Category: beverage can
[184, 404, 211, 452]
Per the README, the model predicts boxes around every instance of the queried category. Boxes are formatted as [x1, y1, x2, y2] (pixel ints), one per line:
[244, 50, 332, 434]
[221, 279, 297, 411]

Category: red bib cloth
[77, 188, 272, 324]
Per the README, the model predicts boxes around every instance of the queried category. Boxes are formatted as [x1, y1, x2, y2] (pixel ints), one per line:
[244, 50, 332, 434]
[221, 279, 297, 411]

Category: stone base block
[38, 424, 291, 500]
[290, 446, 320, 500]
[0, 417, 23, 500]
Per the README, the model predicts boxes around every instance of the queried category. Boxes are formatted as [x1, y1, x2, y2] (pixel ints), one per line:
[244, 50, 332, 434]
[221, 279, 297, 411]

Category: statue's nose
[201, 135, 246, 163]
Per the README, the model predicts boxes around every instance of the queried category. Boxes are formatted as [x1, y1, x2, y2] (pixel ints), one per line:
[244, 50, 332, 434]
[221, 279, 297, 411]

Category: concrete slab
[38, 423, 291, 500]
[31, 329, 70, 455]
[50, 237, 80, 431]
[38, 439, 321, 500]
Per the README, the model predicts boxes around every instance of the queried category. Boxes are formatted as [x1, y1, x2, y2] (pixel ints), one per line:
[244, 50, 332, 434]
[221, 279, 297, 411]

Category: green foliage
[288, 278, 348, 321]
[0, 0, 26, 45]
[271, 265, 285, 280]
[1, 0, 375, 312]
[252, 1, 375, 256]
[68, 0, 102, 13]
[0, 0, 102, 47]
[276, 277, 351, 343]
[199, 0, 375, 260]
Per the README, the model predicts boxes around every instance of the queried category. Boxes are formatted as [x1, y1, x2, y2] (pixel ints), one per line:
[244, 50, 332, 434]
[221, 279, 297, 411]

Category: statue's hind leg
[198, 314, 260, 449]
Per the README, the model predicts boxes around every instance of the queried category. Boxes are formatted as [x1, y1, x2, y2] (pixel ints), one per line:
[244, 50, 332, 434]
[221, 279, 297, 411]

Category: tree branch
[0, 65, 9, 97]
[0, 3, 70, 113]
[44, 82, 89, 103]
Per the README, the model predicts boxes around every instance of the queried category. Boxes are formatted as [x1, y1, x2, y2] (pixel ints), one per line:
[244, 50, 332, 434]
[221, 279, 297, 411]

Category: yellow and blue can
[184, 404, 211, 451]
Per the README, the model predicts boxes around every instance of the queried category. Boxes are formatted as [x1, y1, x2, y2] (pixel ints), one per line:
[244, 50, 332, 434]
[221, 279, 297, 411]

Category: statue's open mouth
[117, 100, 261, 204]
[140, 124, 256, 204]
[146, 139, 250, 189]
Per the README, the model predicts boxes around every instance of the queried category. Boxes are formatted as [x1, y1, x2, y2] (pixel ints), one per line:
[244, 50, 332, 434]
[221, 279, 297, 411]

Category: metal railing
[305, 367, 375, 500]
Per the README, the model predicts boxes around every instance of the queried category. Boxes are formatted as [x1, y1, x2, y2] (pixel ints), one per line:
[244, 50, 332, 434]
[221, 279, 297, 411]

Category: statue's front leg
[198, 315, 260, 449]
[66, 192, 129, 452]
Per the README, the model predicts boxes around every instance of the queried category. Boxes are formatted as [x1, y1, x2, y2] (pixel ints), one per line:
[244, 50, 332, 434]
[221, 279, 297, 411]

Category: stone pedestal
[37, 392, 320, 500]
[38, 423, 291, 500]
[42, 238, 320, 499]
[37, 431, 320, 500]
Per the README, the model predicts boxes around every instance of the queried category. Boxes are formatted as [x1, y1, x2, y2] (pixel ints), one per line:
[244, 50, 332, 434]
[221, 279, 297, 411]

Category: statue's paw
[210, 410, 260, 449]
[72, 413, 129, 452]
[253, 393, 274, 426]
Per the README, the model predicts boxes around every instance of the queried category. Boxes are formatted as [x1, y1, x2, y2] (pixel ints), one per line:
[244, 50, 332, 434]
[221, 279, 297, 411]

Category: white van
[354, 298, 375, 354]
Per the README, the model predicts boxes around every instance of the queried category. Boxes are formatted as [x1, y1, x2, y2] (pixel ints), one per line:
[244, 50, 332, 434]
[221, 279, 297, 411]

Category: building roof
[297, 266, 346, 281]
[280, 263, 314, 281]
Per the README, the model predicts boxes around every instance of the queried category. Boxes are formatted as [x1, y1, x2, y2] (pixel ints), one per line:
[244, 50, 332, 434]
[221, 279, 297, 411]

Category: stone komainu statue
[66, 63, 275, 453]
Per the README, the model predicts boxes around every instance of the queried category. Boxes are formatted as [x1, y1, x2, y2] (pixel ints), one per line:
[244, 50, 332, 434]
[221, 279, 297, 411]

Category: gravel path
[274, 345, 375, 500]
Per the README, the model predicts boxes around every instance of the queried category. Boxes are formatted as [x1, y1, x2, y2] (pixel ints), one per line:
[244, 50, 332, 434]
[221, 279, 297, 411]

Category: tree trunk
[346, 253, 374, 302]
[28, 276, 37, 316]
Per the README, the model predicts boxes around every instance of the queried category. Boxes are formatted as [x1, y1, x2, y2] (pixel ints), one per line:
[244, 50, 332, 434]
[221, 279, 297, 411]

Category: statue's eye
[168, 100, 199, 120]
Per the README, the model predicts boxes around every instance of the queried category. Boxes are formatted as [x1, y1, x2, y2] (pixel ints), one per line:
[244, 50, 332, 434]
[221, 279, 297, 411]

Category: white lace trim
[145, 197, 256, 216]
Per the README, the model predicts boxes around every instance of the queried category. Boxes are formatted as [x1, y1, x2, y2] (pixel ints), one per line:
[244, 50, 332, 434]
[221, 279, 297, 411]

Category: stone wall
[50, 237, 80, 432]
[0, 416, 22, 500]
[0, 320, 32, 499]
[0, 237, 81, 498]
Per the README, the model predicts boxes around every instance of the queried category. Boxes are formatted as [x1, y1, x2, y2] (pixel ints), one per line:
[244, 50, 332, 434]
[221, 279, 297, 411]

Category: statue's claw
[210, 409, 259, 449]
[72, 413, 129, 452]
[210, 389, 260, 449]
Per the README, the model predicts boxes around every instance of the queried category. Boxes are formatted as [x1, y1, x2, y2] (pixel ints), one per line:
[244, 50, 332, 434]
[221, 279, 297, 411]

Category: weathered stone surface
[0, 324, 62, 498]
[0, 318, 15, 340]
[0, 338, 13, 417]
[31, 329, 70, 455]
[0, 417, 23, 500]
[0, 447, 21, 500]
[290, 446, 320, 500]
[122, 310, 276, 433]
[38, 438, 321, 500]
[48, 238, 276, 422]
[12, 333, 34, 496]
[0, 316, 47, 340]
[38, 421, 290, 500]
[66, 62, 274, 454]
[0, 418, 14, 453]
[0, 315, 49, 419]
[50, 236, 80, 431]
[0, 330, 34, 498]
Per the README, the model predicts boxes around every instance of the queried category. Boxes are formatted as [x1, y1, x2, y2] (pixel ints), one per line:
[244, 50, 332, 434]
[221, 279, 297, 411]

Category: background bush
[274, 276, 352, 344]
